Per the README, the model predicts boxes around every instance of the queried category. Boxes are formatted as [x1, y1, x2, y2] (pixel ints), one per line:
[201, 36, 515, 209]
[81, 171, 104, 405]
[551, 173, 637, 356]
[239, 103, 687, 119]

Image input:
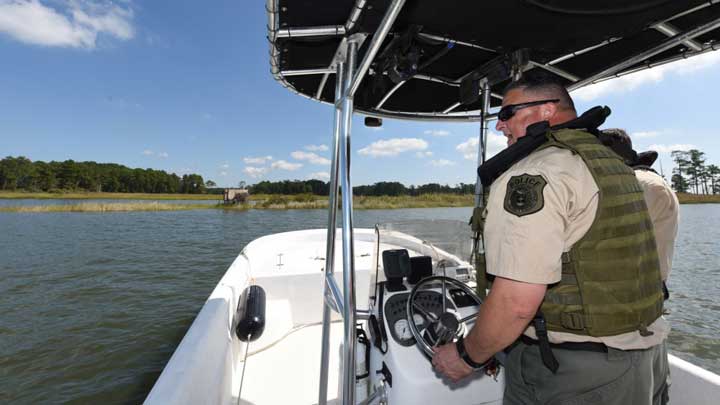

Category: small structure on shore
[223, 188, 249, 204]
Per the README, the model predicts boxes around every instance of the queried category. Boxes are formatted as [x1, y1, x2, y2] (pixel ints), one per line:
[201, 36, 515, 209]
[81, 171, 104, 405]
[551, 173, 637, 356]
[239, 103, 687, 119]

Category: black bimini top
[267, 0, 720, 121]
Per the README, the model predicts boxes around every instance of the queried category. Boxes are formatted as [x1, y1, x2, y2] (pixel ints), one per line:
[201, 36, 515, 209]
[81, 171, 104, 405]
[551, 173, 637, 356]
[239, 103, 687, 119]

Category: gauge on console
[393, 319, 413, 341]
[413, 313, 425, 328]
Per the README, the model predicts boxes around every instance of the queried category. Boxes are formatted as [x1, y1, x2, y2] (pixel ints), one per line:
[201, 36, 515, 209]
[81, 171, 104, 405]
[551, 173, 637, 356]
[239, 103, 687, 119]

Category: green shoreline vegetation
[1, 152, 719, 212]
[676, 193, 720, 204]
[0, 192, 718, 213]
[0, 202, 213, 213]
[0, 193, 474, 212]
[0, 191, 221, 200]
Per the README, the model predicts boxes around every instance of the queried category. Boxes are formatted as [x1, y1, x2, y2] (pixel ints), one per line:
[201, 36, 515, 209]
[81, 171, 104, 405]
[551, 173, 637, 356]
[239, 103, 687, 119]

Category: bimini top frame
[268, 0, 720, 122]
[265, 2, 720, 405]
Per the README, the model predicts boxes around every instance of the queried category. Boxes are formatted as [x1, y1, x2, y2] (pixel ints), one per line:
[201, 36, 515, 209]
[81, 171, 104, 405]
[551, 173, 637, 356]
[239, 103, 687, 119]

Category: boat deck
[236, 321, 345, 405]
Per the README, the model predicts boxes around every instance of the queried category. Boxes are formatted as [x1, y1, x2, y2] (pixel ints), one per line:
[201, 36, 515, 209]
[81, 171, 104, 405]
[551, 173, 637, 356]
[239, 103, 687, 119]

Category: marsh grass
[0, 193, 477, 213]
[354, 194, 473, 209]
[245, 193, 472, 210]
[0, 202, 212, 213]
[216, 203, 252, 211]
[676, 193, 720, 204]
[0, 191, 221, 200]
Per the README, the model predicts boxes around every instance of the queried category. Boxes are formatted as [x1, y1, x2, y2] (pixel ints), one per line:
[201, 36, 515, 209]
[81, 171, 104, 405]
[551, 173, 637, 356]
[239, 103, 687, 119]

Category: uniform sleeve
[483, 151, 597, 285]
[637, 171, 680, 281]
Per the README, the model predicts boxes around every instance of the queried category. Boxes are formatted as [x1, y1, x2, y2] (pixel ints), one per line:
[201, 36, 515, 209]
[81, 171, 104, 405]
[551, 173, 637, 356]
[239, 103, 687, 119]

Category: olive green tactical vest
[473, 128, 664, 337]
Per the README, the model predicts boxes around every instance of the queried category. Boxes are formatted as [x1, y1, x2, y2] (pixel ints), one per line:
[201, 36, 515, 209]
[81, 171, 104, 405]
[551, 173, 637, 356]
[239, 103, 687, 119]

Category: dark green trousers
[503, 340, 670, 405]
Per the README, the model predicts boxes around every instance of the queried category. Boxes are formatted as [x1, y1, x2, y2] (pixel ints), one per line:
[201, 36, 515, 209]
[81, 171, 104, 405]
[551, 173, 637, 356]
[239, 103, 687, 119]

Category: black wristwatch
[456, 336, 487, 370]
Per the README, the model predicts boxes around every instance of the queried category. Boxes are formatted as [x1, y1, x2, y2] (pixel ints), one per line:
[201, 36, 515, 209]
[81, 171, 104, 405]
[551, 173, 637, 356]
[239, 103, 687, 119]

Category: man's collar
[477, 106, 612, 188]
[548, 106, 611, 133]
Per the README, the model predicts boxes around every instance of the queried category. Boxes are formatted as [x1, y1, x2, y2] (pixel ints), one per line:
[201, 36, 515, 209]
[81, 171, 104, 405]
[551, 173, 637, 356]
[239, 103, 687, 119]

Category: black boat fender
[234, 285, 266, 342]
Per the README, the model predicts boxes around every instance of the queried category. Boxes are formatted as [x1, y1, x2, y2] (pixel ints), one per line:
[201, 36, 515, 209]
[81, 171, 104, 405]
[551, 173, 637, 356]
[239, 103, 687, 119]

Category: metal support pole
[417, 32, 496, 53]
[318, 61, 345, 405]
[652, 22, 703, 51]
[472, 81, 492, 299]
[275, 25, 346, 38]
[568, 17, 720, 91]
[348, 0, 407, 97]
[316, 0, 369, 100]
[340, 40, 358, 405]
[375, 80, 406, 109]
[281, 68, 336, 76]
[474, 81, 491, 207]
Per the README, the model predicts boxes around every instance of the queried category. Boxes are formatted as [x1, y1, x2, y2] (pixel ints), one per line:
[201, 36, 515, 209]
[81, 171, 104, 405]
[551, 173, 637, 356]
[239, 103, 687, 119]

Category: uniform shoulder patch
[503, 174, 547, 217]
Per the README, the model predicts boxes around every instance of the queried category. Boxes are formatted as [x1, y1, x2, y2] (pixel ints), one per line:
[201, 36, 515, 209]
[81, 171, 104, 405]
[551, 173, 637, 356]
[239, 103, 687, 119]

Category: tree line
[249, 180, 475, 196]
[671, 149, 720, 194]
[0, 156, 207, 194]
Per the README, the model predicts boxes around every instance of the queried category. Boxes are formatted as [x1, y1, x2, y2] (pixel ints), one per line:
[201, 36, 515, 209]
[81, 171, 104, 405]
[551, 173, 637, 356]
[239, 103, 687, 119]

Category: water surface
[0, 205, 718, 404]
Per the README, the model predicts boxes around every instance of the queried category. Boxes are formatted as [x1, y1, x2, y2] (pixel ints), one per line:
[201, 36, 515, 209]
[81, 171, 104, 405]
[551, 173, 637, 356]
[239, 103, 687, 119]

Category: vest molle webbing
[538, 129, 664, 337]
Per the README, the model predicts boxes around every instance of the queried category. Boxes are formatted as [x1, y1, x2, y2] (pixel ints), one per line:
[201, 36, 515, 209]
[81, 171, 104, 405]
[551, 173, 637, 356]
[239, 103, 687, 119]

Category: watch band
[456, 336, 487, 370]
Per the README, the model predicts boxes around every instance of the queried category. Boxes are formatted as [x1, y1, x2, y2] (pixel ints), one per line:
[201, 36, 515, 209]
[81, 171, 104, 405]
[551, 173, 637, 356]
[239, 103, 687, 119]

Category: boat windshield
[376, 220, 475, 267]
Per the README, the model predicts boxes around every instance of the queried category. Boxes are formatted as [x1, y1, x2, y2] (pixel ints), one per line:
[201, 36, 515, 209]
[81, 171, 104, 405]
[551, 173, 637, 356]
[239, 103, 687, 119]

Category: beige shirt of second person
[483, 146, 669, 350]
[635, 169, 680, 282]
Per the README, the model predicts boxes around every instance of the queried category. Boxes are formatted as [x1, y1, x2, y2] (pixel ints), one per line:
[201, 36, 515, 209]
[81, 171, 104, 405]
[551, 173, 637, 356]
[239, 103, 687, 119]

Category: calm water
[0, 204, 718, 404]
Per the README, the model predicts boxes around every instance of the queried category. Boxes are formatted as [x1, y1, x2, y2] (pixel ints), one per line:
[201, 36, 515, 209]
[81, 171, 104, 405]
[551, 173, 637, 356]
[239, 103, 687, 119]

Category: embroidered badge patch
[504, 174, 547, 217]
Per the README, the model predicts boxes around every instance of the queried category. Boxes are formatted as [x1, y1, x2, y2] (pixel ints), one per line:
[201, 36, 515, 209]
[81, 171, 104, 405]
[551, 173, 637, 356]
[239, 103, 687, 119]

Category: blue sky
[1, 1, 719, 187]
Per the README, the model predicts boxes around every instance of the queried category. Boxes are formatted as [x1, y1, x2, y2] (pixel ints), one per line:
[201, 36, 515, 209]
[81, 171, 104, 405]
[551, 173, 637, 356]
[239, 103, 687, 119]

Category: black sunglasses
[497, 99, 560, 122]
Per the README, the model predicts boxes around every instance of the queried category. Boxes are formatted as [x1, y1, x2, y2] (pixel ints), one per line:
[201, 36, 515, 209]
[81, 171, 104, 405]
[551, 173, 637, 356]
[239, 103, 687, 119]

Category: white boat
[147, 1, 720, 404]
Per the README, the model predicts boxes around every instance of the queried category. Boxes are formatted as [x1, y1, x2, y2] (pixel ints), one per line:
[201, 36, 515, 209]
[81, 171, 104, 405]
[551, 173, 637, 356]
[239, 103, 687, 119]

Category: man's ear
[541, 102, 557, 120]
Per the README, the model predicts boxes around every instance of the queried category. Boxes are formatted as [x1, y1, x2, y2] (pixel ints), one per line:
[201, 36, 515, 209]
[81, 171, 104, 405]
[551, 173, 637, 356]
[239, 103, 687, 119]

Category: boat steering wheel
[405, 275, 483, 359]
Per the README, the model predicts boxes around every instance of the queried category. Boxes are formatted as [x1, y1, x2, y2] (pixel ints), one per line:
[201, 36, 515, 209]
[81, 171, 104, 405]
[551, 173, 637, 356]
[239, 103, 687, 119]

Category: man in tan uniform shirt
[432, 72, 669, 404]
[601, 128, 680, 283]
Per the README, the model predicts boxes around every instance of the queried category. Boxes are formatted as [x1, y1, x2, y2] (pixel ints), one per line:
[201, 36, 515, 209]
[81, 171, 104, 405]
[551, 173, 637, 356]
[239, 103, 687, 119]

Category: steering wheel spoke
[459, 313, 477, 324]
[413, 302, 438, 321]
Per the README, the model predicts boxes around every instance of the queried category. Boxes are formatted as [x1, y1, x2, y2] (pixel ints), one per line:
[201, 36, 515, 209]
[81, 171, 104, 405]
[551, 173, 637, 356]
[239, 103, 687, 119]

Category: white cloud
[424, 129, 450, 137]
[305, 144, 328, 152]
[219, 171, 228, 177]
[243, 167, 267, 178]
[572, 51, 720, 101]
[291, 151, 330, 165]
[0, 0, 134, 49]
[243, 155, 272, 165]
[456, 138, 477, 160]
[271, 160, 302, 171]
[141, 149, 169, 158]
[430, 159, 455, 167]
[456, 132, 507, 161]
[631, 131, 661, 139]
[647, 143, 695, 153]
[415, 151, 433, 158]
[308, 171, 330, 180]
[358, 138, 428, 157]
[220, 163, 230, 169]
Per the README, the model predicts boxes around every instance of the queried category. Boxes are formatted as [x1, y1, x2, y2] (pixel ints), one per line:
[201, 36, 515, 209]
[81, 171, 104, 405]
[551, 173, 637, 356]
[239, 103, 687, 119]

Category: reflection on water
[0, 204, 718, 403]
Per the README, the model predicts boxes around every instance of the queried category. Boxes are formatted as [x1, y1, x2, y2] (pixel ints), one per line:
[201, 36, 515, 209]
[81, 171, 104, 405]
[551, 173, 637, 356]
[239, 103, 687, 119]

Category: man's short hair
[600, 128, 638, 164]
[503, 70, 576, 113]
[602, 128, 633, 148]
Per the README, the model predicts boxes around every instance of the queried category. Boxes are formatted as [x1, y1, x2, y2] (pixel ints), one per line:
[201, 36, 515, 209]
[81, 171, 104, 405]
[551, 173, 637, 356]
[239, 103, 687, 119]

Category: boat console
[359, 244, 504, 405]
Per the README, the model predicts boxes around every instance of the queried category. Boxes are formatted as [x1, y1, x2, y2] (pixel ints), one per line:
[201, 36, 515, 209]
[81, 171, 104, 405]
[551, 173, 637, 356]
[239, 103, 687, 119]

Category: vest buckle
[561, 312, 585, 330]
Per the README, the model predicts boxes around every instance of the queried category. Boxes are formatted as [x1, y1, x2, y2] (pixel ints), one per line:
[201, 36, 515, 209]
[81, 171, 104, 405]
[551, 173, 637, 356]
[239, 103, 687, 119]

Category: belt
[520, 335, 608, 353]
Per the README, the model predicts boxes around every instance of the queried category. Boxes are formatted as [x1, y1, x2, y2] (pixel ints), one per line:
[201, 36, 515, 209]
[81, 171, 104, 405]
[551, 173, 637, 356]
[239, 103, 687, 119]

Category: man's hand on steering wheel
[431, 343, 473, 382]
